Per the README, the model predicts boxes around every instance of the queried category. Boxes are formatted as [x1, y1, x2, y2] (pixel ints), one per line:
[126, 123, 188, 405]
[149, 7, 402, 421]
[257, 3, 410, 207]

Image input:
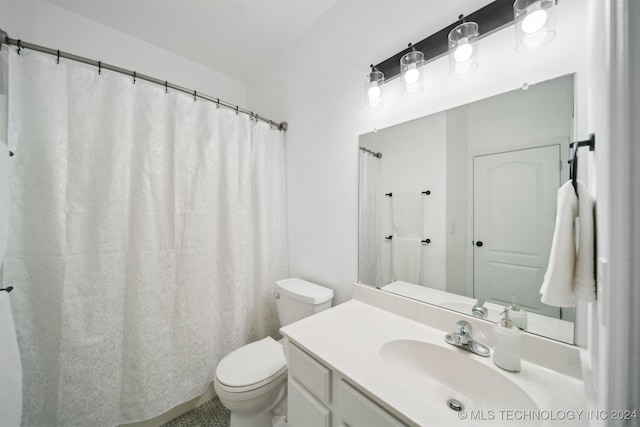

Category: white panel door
[473, 145, 560, 318]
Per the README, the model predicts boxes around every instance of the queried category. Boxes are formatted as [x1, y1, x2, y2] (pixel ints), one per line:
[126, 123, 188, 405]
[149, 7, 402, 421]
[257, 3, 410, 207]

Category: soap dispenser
[493, 309, 521, 372]
[508, 296, 528, 330]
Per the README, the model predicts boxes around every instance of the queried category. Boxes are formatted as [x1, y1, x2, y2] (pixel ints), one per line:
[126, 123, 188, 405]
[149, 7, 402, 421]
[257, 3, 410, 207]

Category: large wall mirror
[358, 74, 575, 344]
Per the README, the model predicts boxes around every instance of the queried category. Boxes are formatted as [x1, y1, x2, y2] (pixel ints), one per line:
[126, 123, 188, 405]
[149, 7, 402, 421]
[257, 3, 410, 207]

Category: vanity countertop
[280, 296, 594, 426]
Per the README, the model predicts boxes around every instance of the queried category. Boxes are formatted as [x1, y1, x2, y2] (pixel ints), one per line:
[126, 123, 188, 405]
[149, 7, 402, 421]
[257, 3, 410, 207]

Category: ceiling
[47, 0, 495, 82]
[48, 0, 340, 80]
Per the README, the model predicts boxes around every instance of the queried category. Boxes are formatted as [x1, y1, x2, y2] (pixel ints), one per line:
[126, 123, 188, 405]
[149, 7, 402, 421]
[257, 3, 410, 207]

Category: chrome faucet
[445, 320, 490, 357]
[471, 299, 488, 319]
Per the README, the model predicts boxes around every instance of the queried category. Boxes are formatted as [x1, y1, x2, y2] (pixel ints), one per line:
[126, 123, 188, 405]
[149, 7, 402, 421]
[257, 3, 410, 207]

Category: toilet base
[227, 386, 286, 427]
[216, 374, 287, 427]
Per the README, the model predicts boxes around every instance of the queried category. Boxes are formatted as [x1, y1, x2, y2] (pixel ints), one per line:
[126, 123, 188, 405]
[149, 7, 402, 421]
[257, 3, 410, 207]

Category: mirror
[358, 74, 575, 344]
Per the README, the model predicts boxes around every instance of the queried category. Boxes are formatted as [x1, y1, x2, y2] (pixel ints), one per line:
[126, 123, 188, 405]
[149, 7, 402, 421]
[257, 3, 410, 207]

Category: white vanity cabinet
[288, 343, 331, 427]
[287, 343, 406, 427]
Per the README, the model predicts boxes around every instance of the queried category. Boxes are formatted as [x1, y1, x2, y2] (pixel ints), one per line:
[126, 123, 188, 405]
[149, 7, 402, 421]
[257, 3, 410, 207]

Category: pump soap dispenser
[509, 296, 528, 330]
[493, 309, 522, 372]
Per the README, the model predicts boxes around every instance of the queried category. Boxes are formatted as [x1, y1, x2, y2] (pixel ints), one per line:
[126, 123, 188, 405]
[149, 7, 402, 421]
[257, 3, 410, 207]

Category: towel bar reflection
[0, 286, 14, 293]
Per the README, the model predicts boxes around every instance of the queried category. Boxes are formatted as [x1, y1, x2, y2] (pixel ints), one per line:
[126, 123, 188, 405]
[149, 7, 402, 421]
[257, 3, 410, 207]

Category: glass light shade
[365, 69, 384, 108]
[400, 50, 424, 95]
[448, 21, 479, 76]
[514, 0, 556, 52]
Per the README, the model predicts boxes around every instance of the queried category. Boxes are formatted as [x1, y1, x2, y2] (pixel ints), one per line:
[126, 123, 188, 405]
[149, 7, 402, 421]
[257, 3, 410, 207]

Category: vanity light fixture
[448, 14, 479, 76]
[513, 0, 557, 52]
[400, 43, 424, 95]
[366, 65, 385, 108]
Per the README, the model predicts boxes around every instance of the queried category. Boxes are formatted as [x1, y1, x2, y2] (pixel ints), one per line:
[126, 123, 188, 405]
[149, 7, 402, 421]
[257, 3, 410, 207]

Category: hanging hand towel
[540, 181, 577, 306]
[391, 237, 423, 284]
[573, 181, 596, 302]
[0, 291, 22, 427]
[392, 192, 422, 239]
[540, 180, 596, 306]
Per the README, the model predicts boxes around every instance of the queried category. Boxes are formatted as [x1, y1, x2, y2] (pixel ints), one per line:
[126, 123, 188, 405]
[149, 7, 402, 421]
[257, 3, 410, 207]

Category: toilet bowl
[214, 278, 333, 427]
[214, 337, 288, 426]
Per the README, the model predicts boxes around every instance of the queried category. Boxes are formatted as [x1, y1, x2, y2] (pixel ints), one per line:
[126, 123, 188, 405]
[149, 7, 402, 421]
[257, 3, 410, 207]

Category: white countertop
[280, 296, 593, 426]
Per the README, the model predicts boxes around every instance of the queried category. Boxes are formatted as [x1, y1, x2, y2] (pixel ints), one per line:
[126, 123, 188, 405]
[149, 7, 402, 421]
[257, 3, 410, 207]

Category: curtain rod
[0, 29, 288, 132]
[359, 146, 382, 158]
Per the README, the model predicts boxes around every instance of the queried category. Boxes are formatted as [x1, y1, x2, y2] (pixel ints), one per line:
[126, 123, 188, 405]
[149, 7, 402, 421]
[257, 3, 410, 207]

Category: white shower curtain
[3, 50, 288, 426]
[358, 150, 382, 286]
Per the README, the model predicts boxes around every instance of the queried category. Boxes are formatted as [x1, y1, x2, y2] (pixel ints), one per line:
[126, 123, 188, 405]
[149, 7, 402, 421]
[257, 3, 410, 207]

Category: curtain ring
[165, 81, 168, 94]
[133, 71, 136, 84]
[216, 98, 220, 109]
[235, 106, 239, 116]
[193, 90, 197, 102]
[17, 40, 22, 55]
[57, 50, 60, 64]
[98, 61, 102, 75]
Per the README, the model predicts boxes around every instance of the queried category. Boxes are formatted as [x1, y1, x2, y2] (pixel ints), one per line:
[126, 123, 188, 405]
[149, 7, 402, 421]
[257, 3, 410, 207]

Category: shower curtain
[3, 50, 288, 426]
[358, 150, 382, 286]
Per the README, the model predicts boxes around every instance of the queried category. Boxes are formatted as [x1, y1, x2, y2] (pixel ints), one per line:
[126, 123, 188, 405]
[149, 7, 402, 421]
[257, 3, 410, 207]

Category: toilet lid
[216, 337, 287, 388]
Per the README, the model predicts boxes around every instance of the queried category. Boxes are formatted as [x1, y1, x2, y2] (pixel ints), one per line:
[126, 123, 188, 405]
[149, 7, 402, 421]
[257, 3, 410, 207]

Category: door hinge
[559, 160, 563, 171]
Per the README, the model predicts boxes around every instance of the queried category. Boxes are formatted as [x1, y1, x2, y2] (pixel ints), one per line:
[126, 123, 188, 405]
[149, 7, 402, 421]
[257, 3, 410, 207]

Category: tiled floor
[162, 398, 230, 427]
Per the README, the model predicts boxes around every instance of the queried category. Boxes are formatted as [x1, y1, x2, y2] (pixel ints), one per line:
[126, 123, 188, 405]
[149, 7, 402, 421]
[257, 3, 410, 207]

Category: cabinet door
[338, 381, 405, 427]
[288, 377, 331, 427]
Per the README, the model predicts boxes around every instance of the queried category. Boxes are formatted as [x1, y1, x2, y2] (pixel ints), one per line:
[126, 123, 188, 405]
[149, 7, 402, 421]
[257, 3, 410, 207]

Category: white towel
[573, 182, 596, 301]
[540, 180, 596, 306]
[391, 237, 422, 284]
[392, 193, 422, 239]
[0, 291, 22, 427]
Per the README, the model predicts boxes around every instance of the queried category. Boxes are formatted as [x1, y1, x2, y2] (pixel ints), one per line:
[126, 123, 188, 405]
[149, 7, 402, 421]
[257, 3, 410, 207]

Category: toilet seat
[215, 337, 287, 393]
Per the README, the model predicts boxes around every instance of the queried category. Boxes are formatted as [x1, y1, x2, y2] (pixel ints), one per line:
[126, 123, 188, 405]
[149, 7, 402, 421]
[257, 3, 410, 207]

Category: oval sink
[380, 340, 539, 414]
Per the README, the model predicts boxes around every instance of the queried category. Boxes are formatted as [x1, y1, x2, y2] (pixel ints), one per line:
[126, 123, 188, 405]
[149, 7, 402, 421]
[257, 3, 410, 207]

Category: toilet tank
[275, 278, 334, 327]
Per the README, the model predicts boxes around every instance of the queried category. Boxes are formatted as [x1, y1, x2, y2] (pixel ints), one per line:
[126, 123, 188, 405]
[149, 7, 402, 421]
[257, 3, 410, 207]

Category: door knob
[475, 241, 483, 247]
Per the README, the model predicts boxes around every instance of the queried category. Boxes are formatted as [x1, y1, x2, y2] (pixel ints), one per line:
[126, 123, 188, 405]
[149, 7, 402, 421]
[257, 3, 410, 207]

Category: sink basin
[380, 340, 539, 415]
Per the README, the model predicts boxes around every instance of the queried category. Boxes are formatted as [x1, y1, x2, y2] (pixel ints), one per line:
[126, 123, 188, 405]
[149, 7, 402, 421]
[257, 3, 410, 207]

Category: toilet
[214, 278, 334, 427]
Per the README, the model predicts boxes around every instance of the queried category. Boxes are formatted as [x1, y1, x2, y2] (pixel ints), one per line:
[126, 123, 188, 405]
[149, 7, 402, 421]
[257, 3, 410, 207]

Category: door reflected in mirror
[358, 74, 575, 344]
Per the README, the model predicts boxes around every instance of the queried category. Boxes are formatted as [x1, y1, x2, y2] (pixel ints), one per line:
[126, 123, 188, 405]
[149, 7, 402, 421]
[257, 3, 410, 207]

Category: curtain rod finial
[0, 29, 8, 46]
[278, 122, 288, 132]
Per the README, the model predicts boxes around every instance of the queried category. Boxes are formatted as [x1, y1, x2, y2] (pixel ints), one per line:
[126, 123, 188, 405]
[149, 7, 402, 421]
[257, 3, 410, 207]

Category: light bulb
[521, 2, 547, 34]
[368, 82, 381, 100]
[454, 38, 473, 63]
[404, 63, 420, 84]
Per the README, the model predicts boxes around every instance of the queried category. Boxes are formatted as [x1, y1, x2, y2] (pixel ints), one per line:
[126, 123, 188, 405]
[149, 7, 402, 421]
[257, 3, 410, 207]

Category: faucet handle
[455, 320, 472, 337]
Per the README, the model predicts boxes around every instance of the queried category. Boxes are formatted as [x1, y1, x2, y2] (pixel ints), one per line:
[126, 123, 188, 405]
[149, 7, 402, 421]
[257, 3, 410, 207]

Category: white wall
[585, 0, 640, 413]
[0, 1, 246, 107]
[247, 0, 589, 304]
